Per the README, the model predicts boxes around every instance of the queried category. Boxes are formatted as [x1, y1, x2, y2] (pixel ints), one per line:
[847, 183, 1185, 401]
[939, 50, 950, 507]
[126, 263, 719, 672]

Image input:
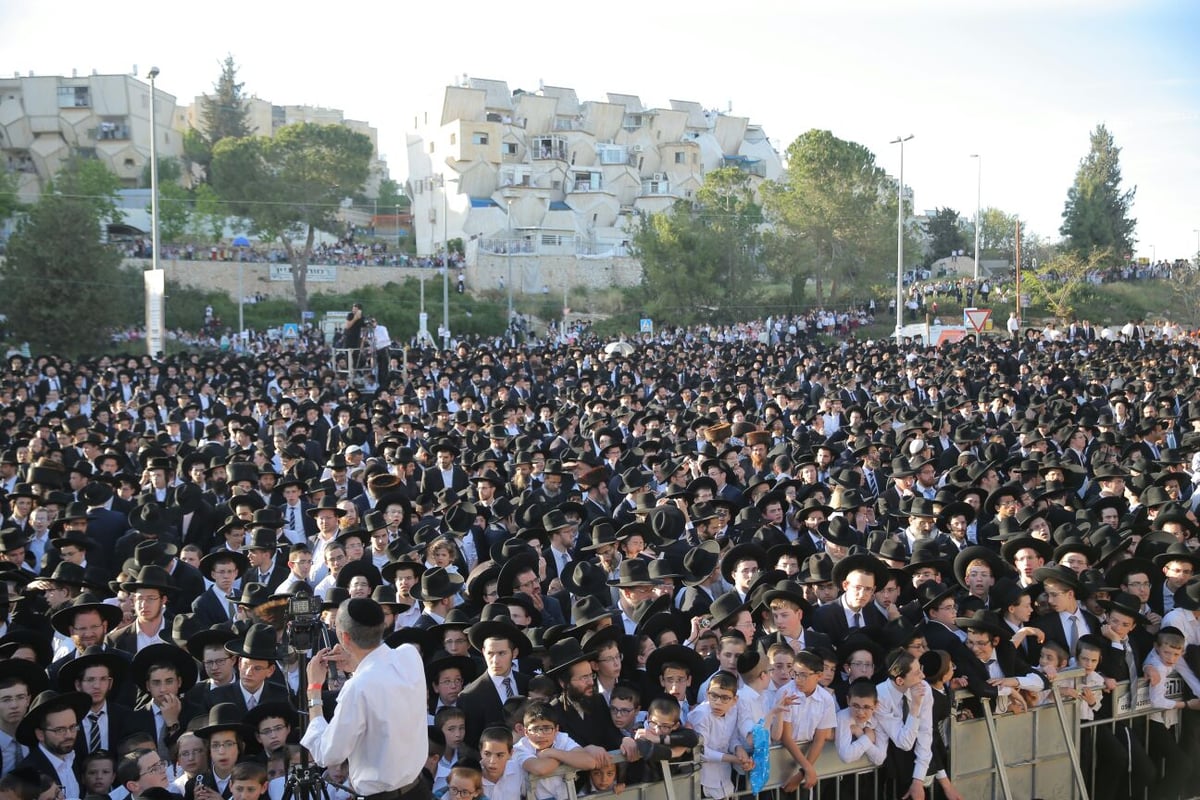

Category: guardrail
[532, 671, 1195, 800]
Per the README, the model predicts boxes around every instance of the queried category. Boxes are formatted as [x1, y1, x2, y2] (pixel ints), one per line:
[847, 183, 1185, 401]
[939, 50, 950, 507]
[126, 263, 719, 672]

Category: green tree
[0, 170, 21, 225]
[1060, 124, 1136, 263]
[976, 206, 1019, 261]
[191, 183, 226, 241]
[922, 207, 967, 265]
[762, 130, 902, 302]
[210, 123, 373, 312]
[0, 193, 128, 354]
[202, 55, 254, 143]
[377, 178, 409, 210]
[1022, 247, 1109, 319]
[153, 181, 192, 243]
[632, 167, 761, 315]
[51, 156, 123, 226]
[139, 156, 183, 189]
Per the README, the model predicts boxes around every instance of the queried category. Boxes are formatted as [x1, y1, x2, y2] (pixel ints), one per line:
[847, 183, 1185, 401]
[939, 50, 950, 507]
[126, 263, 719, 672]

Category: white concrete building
[0, 70, 180, 203]
[404, 78, 783, 270]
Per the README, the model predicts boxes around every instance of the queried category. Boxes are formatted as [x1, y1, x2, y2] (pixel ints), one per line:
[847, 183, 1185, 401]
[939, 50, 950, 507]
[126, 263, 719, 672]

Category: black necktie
[1124, 643, 1137, 681]
[88, 711, 102, 752]
[901, 694, 910, 722]
[502, 677, 514, 699]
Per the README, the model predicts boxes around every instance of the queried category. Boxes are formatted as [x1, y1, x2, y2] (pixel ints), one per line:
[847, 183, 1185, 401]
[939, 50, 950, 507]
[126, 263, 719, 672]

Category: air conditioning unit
[631, 145, 644, 153]
[653, 173, 666, 181]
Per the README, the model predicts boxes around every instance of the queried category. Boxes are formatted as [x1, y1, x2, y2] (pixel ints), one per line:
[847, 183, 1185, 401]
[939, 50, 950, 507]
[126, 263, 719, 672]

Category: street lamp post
[1193, 229, 1199, 269]
[506, 198, 514, 324]
[970, 154, 981, 282]
[891, 135, 914, 338]
[442, 175, 451, 351]
[145, 66, 164, 358]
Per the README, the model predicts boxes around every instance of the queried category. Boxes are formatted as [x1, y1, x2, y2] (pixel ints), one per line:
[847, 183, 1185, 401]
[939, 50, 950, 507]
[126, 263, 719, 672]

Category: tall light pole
[891, 135, 914, 338]
[970, 154, 981, 282]
[1193, 229, 1199, 268]
[506, 198, 514, 323]
[442, 175, 451, 351]
[144, 66, 165, 358]
[1151, 244, 1156, 265]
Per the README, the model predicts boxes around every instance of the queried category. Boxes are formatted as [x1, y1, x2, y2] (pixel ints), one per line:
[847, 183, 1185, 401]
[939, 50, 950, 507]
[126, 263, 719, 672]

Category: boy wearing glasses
[691, 671, 753, 799]
[116, 747, 170, 798]
[513, 702, 595, 800]
[777, 650, 835, 793]
[834, 680, 888, 766]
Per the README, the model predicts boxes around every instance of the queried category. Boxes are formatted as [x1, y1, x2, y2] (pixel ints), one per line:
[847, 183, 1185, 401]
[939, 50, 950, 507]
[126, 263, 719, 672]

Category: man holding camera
[304, 598, 429, 800]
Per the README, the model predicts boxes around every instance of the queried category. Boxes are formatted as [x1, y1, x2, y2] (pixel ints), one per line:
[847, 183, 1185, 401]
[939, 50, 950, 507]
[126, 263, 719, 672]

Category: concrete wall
[121, 255, 644, 299]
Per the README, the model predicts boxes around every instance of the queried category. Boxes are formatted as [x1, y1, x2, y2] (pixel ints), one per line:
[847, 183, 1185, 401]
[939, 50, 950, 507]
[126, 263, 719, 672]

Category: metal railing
[532, 671, 1196, 800]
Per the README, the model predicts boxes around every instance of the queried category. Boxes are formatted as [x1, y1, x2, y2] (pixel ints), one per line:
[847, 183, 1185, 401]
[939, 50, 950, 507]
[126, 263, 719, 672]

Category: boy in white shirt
[776, 650, 836, 793]
[690, 670, 753, 798]
[513, 701, 596, 800]
[835, 679, 889, 766]
[479, 726, 522, 800]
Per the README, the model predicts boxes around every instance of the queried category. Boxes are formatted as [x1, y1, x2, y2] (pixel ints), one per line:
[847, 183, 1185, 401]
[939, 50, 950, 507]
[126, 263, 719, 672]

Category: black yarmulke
[346, 597, 385, 627]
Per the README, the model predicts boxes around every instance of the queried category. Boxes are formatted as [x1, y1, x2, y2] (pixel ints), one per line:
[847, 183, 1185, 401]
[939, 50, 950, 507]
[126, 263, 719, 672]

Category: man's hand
[308, 645, 347, 687]
[159, 693, 182, 726]
[1103, 677, 1117, 692]
[901, 778, 926, 800]
[619, 737, 640, 762]
[583, 745, 610, 768]
[909, 682, 927, 710]
[1146, 665, 1162, 686]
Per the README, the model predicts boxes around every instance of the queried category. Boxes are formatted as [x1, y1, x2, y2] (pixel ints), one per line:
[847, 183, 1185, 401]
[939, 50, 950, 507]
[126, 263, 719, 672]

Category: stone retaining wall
[121, 255, 643, 299]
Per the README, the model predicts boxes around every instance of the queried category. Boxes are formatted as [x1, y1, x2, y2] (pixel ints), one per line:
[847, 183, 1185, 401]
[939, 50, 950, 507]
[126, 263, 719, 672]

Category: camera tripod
[278, 616, 363, 800]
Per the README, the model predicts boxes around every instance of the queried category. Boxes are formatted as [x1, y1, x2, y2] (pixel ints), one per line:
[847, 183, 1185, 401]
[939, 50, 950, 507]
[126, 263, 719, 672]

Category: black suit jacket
[50, 646, 135, 708]
[126, 699, 204, 748]
[202, 680, 291, 713]
[192, 587, 239, 629]
[419, 466, 470, 496]
[1030, 608, 1101, 664]
[458, 671, 531, 747]
[104, 623, 174, 656]
[184, 769, 233, 800]
[808, 601, 886, 641]
[552, 692, 624, 750]
[73, 702, 135, 760]
[16, 746, 71, 787]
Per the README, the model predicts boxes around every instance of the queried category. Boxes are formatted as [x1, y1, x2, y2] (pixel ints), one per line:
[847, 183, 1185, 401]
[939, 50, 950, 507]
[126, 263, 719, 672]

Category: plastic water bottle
[750, 718, 770, 794]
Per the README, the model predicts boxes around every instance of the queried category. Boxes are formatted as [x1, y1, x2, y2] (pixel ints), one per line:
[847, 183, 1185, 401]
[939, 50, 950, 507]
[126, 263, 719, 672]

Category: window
[429, 142, 436, 153]
[471, 132, 489, 145]
[57, 86, 90, 108]
[449, 133, 457, 145]
[503, 142, 518, 156]
[674, 152, 685, 164]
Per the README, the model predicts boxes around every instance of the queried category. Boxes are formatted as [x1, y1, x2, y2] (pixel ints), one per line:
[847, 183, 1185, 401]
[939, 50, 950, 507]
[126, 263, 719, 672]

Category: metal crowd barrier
[531, 672, 1193, 800]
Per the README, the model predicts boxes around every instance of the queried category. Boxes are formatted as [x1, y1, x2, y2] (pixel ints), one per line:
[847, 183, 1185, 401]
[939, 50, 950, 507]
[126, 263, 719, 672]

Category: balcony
[499, 172, 534, 189]
[576, 238, 629, 256]
[529, 136, 568, 161]
[640, 177, 674, 196]
[478, 238, 535, 255]
[724, 155, 767, 177]
[596, 145, 635, 166]
[94, 120, 131, 141]
[568, 172, 604, 193]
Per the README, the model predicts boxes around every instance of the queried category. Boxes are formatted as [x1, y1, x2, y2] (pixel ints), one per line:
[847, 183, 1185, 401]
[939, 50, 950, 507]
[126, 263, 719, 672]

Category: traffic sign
[640, 318, 653, 334]
[282, 323, 300, 339]
[964, 308, 992, 333]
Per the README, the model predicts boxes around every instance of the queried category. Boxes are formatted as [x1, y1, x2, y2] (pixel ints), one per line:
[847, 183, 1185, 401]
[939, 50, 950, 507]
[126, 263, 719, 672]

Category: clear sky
[3, 0, 1197, 259]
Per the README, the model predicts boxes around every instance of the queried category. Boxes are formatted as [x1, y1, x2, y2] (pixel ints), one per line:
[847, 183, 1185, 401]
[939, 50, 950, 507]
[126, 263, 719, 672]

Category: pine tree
[201, 55, 253, 143]
[1060, 124, 1136, 263]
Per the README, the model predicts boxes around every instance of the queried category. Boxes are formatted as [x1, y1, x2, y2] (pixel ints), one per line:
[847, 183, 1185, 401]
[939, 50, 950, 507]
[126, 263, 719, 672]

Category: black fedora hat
[1097, 591, 1148, 625]
[495, 552, 540, 598]
[15, 690, 91, 747]
[1032, 565, 1088, 598]
[185, 622, 239, 662]
[760, 579, 812, 616]
[607, 559, 655, 588]
[719, 542, 768, 585]
[424, 650, 478, 686]
[410, 567, 465, 602]
[560, 560, 608, 598]
[543, 638, 595, 678]
[706, 591, 749, 631]
[952, 546, 1009, 590]
[50, 591, 123, 636]
[243, 700, 298, 734]
[133, 539, 177, 568]
[1152, 542, 1200, 572]
[198, 549, 249, 580]
[999, 535, 1054, 565]
[915, 581, 958, 611]
[335, 560, 383, 591]
[130, 642, 197, 692]
[56, 645, 127, 692]
[195, 702, 254, 739]
[225, 622, 281, 661]
[797, 553, 834, 586]
[832, 550, 891, 593]
[466, 610, 532, 656]
[682, 541, 721, 587]
[120, 565, 176, 595]
[954, 608, 1010, 639]
[566, 595, 613, 630]
[644, 644, 705, 689]
[903, 539, 952, 578]
[0, 655, 49, 698]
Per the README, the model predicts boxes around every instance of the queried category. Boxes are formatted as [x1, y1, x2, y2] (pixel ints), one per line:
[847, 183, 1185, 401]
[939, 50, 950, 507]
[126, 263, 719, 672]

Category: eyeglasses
[1123, 581, 1151, 589]
[848, 703, 875, 712]
[140, 760, 168, 776]
[210, 740, 239, 750]
[570, 672, 596, 684]
[610, 705, 635, 715]
[526, 725, 557, 736]
[644, 719, 676, 732]
[707, 691, 735, 702]
[793, 671, 816, 681]
[258, 724, 288, 737]
[447, 788, 475, 799]
[437, 678, 464, 687]
[42, 724, 80, 736]
[203, 657, 232, 669]
[596, 654, 622, 665]
[848, 661, 874, 670]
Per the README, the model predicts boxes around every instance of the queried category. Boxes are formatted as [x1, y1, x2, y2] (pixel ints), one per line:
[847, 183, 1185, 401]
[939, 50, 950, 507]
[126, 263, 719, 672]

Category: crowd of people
[0, 305, 1199, 800]
[119, 239, 469, 272]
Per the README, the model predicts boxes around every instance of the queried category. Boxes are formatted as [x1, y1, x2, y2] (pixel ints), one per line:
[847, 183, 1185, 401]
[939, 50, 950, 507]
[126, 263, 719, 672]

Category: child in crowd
[835, 678, 889, 766]
[80, 751, 116, 797]
[439, 763, 484, 800]
[479, 727, 521, 800]
[691, 671, 754, 798]
[1025, 641, 1069, 708]
[514, 702, 595, 800]
[584, 762, 625, 796]
[434, 707, 474, 794]
[764, 643, 796, 713]
[1144, 626, 1200, 797]
[229, 762, 269, 800]
[777, 650, 836, 793]
[736, 651, 789, 748]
